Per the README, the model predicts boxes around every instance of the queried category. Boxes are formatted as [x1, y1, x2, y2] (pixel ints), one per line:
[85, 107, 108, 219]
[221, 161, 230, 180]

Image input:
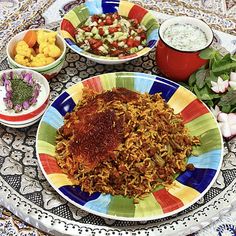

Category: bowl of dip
[156, 16, 214, 81]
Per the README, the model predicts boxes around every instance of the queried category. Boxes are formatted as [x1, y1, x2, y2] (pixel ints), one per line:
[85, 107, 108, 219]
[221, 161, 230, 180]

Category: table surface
[0, 0, 236, 235]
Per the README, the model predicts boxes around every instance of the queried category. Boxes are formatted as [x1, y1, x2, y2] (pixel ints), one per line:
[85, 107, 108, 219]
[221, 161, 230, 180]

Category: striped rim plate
[60, 0, 159, 62]
[36, 72, 223, 221]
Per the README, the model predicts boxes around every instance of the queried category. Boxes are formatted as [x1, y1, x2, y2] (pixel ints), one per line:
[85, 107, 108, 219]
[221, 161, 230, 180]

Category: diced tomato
[105, 16, 113, 25]
[88, 38, 97, 45]
[81, 26, 91, 32]
[110, 49, 123, 56]
[137, 28, 144, 34]
[127, 38, 134, 47]
[133, 40, 140, 47]
[99, 22, 105, 26]
[108, 27, 118, 34]
[140, 33, 146, 40]
[91, 15, 100, 22]
[88, 38, 103, 49]
[112, 12, 120, 20]
[111, 41, 119, 48]
[93, 42, 103, 49]
[99, 28, 105, 36]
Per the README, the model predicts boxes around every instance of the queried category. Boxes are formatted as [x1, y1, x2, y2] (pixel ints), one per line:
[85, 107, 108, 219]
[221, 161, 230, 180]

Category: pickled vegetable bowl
[7, 29, 66, 80]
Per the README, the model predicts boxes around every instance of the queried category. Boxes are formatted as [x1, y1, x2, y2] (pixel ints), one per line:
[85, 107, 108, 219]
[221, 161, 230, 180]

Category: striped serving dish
[60, 0, 159, 64]
[36, 72, 223, 221]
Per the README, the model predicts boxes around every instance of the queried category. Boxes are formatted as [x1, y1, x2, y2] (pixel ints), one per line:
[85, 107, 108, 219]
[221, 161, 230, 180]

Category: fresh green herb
[187, 48, 236, 113]
[11, 77, 33, 106]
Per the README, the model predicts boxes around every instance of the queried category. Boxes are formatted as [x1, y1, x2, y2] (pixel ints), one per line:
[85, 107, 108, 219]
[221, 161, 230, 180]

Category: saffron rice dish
[55, 88, 200, 199]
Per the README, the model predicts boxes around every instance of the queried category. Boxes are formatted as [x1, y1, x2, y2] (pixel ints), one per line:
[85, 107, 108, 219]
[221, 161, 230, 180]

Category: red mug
[156, 16, 214, 82]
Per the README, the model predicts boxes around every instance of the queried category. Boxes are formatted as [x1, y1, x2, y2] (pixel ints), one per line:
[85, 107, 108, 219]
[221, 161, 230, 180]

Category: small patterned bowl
[0, 69, 50, 128]
[7, 29, 66, 80]
[60, 0, 159, 64]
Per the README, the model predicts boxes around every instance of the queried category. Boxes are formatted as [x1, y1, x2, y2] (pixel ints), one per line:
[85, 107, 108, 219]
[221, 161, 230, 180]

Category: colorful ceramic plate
[36, 72, 223, 221]
[60, 0, 159, 64]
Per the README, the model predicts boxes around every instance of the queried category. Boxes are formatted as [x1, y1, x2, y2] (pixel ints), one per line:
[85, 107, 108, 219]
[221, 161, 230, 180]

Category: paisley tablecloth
[0, 0, 236, 235]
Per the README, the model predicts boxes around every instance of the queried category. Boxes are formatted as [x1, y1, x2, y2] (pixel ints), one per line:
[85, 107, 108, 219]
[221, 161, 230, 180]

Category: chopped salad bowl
[60, 0, 159, 64]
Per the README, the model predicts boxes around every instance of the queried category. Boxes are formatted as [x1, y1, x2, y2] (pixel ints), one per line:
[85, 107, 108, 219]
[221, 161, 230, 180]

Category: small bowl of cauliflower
[7, 28, 66, 80]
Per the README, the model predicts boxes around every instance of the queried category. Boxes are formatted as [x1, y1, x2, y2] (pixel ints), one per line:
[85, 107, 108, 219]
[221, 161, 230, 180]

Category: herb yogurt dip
[163, 23, 208, 51]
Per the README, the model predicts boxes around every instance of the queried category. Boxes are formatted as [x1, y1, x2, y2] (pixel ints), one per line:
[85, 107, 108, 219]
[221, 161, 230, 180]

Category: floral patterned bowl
[60, 0, 159, 64]
[6, 29, 66, 80]
[0, 69, 50, 128]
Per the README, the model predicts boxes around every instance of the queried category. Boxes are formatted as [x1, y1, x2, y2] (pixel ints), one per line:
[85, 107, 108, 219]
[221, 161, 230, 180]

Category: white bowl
[7, 28, 66, 80]
[0, 69, 50, 128]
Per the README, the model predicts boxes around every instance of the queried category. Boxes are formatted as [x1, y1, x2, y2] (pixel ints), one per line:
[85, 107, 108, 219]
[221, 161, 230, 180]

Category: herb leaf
[188, 73, 196, 87]
[196, 69, 208, 89]
[218, 90, 236, 106]
[199, 48, 215, 59]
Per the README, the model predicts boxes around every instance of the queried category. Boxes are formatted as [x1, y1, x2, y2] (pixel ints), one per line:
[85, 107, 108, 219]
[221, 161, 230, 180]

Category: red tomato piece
[127, 38, 134, 47]
[136, 28, 144, 34]
[110, 49, 123, 56]
[108, 27, 118, 34]
[99, 22, 105, 26]
[105, 16, 113, 25]
[133, 40, 140, 47]
[81, 26, 91, 32]
[112, 12, 120, 20]
[140, 33, 146, 40]
[111, 41, 119, 48]
[99, 28, 105, 36]
[91, 15, 100, 22]
[89, 39, 103, 49]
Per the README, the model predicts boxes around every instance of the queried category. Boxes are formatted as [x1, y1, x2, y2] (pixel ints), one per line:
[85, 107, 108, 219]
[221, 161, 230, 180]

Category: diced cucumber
[91, 21, 98, 26]
[103, 44, 109, 50]
[114, 32, 123, 39]
[138, 45, 143, 50]
[118, 41, 125, 47]
[135, 36, 141, 41]
[81, 44, 90, 50]
[94, 34, 101, 39]
[91, 27, 98, 34]
[130, 47, 138, 53]
[141, 39, 147, 45]
[118, 35, 127, 41]
[98, 45, 108, 54]
[85, 32, 93, 37]
[106, 38, 113, 43]
[130, 30, 136, 35]
[120, 18, 131, 28]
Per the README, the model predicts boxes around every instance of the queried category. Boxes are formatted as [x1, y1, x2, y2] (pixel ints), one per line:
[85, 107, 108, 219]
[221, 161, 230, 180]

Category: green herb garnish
[187, 48, 236, 113]
[11, 77, 33, 106]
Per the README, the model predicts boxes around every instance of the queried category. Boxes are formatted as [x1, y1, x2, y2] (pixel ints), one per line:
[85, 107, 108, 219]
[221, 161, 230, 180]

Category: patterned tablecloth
[0, 0, 236, 235]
